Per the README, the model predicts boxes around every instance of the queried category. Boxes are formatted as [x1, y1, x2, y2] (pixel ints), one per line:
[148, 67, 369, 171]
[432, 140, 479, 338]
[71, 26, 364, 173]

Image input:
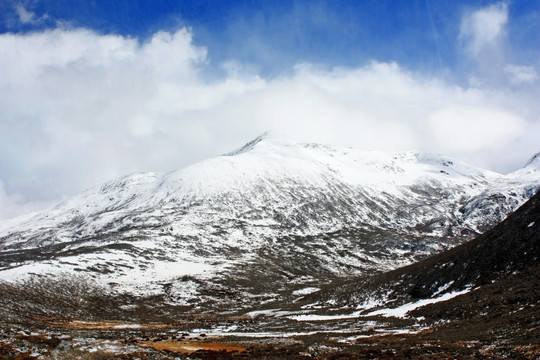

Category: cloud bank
[0, 3, 539, 220]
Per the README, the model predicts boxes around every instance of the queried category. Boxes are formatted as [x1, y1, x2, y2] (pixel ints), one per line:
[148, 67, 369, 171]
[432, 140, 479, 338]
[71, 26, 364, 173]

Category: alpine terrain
[0, 133, 539, 359]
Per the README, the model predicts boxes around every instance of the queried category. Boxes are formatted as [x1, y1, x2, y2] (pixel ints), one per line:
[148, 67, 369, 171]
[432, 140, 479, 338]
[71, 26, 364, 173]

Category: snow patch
[366, 289, 470, 318]
[432, 281, 455, 296]
[292, 287, 320, 296]
[112, 324, 142, 329]
[246, 309, 296, 318]
[288, 312, 362, 321]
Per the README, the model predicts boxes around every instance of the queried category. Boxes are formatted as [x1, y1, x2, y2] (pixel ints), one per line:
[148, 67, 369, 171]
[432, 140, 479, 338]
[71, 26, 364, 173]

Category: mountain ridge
[1, 134, 537, 240]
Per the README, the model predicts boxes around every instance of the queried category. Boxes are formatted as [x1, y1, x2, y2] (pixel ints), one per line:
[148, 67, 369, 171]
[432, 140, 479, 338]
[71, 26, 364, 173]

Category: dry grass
[513, 344, 540, 359]
[136, 339, 246, 354]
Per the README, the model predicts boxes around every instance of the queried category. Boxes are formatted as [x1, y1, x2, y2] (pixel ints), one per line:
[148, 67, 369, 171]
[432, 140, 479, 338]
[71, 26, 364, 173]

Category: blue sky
[0, 0, 539, 219]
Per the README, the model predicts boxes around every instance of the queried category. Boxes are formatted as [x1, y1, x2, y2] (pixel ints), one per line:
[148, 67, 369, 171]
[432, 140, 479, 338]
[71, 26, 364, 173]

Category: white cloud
[504, 64, 539, 85]
[12, 3, 48, 26]
[460, 2, 508, 58]
[427, 106, 524, 152]
[15, 4, 35, 24]
[458, 1, 540, 95]
[0, 27, 539, 220]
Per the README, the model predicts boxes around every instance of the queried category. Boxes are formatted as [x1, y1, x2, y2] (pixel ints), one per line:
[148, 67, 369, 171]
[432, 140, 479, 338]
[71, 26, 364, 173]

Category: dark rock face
[318, 190, 540, 347]
[395, 189, 540, 297]
[331, 190, 540, 302]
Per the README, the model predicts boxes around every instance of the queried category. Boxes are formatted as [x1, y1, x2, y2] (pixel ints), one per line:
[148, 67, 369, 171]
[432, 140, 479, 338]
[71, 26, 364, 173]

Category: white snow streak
[366, 289, 471, 318]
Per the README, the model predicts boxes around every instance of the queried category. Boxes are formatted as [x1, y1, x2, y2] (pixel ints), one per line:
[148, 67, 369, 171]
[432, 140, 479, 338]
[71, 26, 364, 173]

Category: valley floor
[1, 261, 538, 359]
[1, 311, 538, 360]
[1, 265, 539, 359]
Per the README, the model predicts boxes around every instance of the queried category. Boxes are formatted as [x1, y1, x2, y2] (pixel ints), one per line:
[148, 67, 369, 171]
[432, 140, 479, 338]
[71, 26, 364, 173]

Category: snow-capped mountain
[0, 133, 538, 307]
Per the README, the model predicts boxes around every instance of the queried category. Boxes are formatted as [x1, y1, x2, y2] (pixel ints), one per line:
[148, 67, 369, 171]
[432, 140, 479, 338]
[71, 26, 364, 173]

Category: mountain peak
[524, 152, 540, 170]
[224, 131, 295, 156]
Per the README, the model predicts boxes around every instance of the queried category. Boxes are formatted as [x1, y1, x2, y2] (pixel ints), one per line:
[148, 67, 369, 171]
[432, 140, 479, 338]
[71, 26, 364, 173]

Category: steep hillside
[308, 190, 540, 350]
[328, 189, 540, 304]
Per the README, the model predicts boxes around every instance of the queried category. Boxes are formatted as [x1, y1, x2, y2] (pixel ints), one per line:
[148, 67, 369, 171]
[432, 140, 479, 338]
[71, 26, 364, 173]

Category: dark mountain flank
[327, 190, 539, 302]
[394, 187, 539, 299]
[313, 190, 540, 353]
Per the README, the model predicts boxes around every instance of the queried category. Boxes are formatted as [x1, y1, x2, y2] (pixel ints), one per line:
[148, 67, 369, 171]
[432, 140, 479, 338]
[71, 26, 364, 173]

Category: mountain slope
[0, 134, 539, 308]
[323, 190, 540, 326]
[399, 190, 540, 347]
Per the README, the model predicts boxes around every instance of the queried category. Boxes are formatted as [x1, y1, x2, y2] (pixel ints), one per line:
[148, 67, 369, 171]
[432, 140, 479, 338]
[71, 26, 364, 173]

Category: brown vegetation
[136, 339, 246, 354]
